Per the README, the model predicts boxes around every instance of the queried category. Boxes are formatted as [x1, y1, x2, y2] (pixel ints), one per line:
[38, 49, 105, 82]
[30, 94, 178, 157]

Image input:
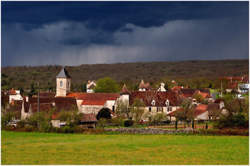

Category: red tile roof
[194, 90, 210, 98]
[55, 97, 78, 112]
[129, 91, 181, 106]
[139, 80, 151, 89]
[120, 84, 130, 95]
[39, 92, 55, 98]
[227, 82, 238, 89]
[81, 114, 97, 122]
[194, 104, 208, 116]
[82, 100, 106, 106]
[30, 103, 53, 113]
[67, 93, 120, 106]
[168, 104, 208, 117]
[6, 100, 22, 119]
[180, 89, 196, 98]
[9, 88, 16, 95]
[171, 86, 182, 91]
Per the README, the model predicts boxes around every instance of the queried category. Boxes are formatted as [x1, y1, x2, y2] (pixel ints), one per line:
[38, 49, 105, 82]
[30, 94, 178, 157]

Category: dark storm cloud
[1, 1, 249, 66]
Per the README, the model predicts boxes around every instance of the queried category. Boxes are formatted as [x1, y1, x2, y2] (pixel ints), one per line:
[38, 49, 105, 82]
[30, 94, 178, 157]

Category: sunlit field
[1, 131, 249, 165]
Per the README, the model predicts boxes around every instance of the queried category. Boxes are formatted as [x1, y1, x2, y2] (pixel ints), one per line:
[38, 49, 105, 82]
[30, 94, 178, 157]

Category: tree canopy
[94, 77, 119, 93]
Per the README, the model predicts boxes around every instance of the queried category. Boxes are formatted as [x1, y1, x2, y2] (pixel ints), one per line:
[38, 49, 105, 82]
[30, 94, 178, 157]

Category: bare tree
[131, 98, 145, 123]
[115, 100, 130, 119]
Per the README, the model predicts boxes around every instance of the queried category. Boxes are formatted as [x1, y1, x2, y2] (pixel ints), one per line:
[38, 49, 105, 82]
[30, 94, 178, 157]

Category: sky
[1, 1, 249, 66]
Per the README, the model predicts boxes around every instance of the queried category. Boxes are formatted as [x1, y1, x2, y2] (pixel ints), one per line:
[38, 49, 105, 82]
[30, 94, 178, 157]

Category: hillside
[1, 60, 249, 91]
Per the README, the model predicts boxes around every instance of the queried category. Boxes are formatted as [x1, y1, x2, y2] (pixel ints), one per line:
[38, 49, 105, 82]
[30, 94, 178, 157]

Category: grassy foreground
[1, 131, 249, 165]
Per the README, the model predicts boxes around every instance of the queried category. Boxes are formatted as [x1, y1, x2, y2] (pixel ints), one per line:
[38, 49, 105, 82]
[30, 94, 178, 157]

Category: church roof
[120, 84, 130, 94]
[56, 67, 71, 78]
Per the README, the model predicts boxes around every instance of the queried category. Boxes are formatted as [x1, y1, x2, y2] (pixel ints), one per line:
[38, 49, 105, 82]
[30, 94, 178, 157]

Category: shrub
[214, 113, 248, 129]
[110, 117, 124, 126]
[72, 126, 84, 133]
[24, 124, 35, 132]
[124, 120, 134, 127]
[97, 118, 108, 129]
[17, 120, 26, 128]
[61, 126, 74, 133]
[162, 120, 171, 124]
[1, 111, 17, 129]
[39, 121, 53, 132]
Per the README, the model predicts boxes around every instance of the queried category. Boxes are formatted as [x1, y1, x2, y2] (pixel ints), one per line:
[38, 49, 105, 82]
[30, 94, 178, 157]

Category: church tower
[56, 67, 71, 97]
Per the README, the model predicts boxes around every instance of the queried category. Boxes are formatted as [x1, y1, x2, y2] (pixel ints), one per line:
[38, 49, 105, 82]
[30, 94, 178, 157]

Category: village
[2, 67, 249, 131]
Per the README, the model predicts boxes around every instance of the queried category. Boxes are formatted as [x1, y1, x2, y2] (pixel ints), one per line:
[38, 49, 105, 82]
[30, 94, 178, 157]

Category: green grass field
[1, 130, 249, 165]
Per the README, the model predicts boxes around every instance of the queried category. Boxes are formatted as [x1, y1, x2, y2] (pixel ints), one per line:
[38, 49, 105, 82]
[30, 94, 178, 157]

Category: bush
[110, 117, 124, 126]
[214, 113, 248, 129]
[61, 126, 74, 133]
[24, 125, 36, 132]
[1, 111, 17, 129]
[72, 126, 84, 133]
[39, 121, 53, 132]
[162, 120, 171, 124]
[97, 118, 108, 128]
[17, 120, 26, 128]
[124, 120, 134, 127]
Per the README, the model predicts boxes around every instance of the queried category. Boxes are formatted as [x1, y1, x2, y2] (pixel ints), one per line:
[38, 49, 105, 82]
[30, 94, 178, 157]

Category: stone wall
[104, 128, 195, 134]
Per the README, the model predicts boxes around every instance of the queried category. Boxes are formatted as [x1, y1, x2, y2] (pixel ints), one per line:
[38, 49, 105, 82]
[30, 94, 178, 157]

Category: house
[138, 80, 151, 91]
[67, 92, 120, 115]
[21, 97, 55, 119]
[194, 104, 209, 120]
[129, 91, 181, 121]
[157, 82, 166, 92]
[6, 100, 23, 120]
[220, 75, 249, 93]
[238, 83, 249, 94]
[167, 104, 209, 121]
[9, 88, 23, 104]
[86, 80, 96, 93]
[79, 114, 97, 128]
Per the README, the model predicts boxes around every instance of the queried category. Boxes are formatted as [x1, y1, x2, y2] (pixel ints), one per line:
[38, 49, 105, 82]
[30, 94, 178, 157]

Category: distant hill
[2, 59, 249, 91]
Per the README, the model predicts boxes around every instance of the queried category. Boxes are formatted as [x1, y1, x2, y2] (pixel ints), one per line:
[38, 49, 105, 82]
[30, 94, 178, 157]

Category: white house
[9, 89, 23, 104]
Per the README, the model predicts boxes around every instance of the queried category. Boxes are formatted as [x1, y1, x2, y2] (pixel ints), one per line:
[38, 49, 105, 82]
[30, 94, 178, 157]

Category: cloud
[2, 17, 248, 66]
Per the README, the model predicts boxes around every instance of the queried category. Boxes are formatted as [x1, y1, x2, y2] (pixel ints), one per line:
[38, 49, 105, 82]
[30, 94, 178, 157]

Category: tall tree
[131, 98, 145, 122]
[115, 100, 130, 119]
[175, 99, 195, 128]
[94, 77, 119, 93]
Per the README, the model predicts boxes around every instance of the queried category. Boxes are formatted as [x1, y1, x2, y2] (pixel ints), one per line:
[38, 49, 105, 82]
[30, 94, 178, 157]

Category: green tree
[94, 77, 119, 93]
[150, 113, 166, 125]
[28, 82, 37, 97]
[97, 118, 108, 129]
[193, 93, 204, 103]
[175, 99, 195, 128]
[214, 95, 249, 129]
[1, 109, 17, 128]
[58, 110, 80, 125]
[81, 83, 87, 92]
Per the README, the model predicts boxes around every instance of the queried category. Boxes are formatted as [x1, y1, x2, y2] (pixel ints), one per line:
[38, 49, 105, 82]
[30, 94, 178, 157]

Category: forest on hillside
[1, 60, 249, 92]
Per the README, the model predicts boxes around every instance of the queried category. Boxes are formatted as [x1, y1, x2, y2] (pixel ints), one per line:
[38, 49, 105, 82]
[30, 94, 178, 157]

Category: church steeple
[56, 67, 71, 97]
[56, 67, 71, 79]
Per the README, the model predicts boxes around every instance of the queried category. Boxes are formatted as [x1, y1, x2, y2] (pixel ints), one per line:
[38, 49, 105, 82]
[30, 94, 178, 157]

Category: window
[60, 81, 63, 87]
[151, 100, 155, 106]
[167, 107, 172, 112]
[157, 107, 163, 112]
[165, 99, 169, 106]
[149, 107, 151, 112]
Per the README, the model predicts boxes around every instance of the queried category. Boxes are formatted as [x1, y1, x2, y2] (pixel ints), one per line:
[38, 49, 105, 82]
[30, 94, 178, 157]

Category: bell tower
[56, 67, 71, 97]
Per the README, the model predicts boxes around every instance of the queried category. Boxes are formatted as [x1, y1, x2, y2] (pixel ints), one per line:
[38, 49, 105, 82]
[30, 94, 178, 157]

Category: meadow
[1, 130, 249, 165]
